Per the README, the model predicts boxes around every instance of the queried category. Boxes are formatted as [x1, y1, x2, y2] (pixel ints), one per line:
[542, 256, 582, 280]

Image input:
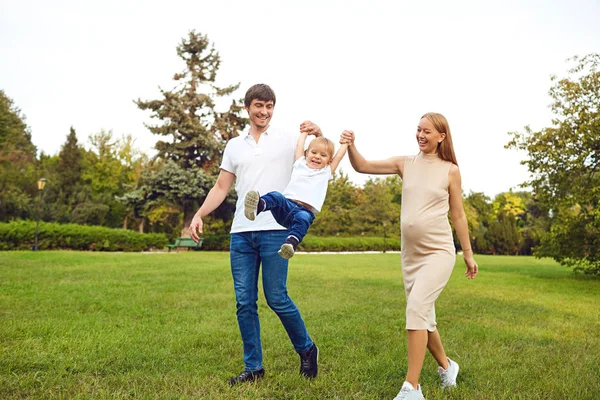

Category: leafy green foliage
[300, 235, 400, 252]
[55, 127, 84, 205]
[507, 53, 600, 274]
[198, 234, 400, 252]
[0, 220, 167, 251]
[118, 160, 236, 236]
[0, 90, 38, 221]
[311, 172, 358, 236]
[311, 173, 401, 238]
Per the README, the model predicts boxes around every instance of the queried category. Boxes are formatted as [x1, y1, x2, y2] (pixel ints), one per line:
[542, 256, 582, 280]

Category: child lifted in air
[244, 130, 349, 259]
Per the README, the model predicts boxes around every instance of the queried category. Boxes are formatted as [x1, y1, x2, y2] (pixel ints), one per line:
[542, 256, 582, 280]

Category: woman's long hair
[422, 112, 458, 166]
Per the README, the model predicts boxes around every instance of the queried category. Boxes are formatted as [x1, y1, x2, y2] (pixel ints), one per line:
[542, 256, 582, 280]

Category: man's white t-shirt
[220, 127, 297, 233]
[283, 157, 332, 212]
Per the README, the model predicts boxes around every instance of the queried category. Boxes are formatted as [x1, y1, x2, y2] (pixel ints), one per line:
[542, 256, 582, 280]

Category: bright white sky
[1, 0, 599, 197]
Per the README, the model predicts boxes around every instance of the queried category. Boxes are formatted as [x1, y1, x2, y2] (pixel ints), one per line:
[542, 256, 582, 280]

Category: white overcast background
[1, 0, 599, 197]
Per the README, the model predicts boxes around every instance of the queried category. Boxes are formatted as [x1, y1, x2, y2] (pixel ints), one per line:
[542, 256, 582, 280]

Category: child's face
[305, 142, 332, 169]
[416, 117, 445, 154]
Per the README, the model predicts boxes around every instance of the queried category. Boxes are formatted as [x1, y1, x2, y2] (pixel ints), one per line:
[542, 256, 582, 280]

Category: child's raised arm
[295, 132, 309, 161]
[330, 143, 349, 174]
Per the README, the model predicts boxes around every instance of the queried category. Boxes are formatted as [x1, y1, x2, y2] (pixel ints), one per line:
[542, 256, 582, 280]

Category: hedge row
[0, 221, 398, 253]
[200, 234, 400, 252]
[0, 220, 169, 251]
[300, 235, 400, 252]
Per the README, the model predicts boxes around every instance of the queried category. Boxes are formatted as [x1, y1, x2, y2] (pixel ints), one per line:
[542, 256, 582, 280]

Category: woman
[341, 113, 478, 400]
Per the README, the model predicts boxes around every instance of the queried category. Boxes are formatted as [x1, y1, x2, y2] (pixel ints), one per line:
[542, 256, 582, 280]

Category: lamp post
[33, 178, 47, 251]
[383, 221, 387, 254]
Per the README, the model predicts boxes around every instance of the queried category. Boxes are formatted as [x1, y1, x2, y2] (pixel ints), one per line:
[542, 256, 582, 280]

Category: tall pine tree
[136, 30, 247, 171]
[134, 31, 247, 235]
[56, 126, 84, 207]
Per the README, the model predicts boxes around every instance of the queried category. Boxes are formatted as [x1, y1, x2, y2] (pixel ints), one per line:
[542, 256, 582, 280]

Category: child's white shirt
[282, 157, 332, 212]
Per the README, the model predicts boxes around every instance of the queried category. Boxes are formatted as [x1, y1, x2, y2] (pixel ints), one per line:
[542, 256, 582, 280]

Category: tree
[78, 130, 148, 228]
[118, 160, 236, 235]
[56, 126, 84, 207]
[507, 53, 600, 274]
[135, 31, 247, 235]
[487, 213, 521, 255]
[519, 195, 551, 256]
[492, 191, 527, 220]
[463, 192, 494, 254]
[0, 90, 38, 221]
[354, 176, 401, 237]
[311, 171, 358, 236]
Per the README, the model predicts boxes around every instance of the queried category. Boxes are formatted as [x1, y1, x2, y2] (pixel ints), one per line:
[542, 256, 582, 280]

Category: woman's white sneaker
[438, 357, 459, 388]
[393, 381, 424, 400]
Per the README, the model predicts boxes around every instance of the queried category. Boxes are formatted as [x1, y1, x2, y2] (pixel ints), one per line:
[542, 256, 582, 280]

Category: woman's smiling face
[416, 117, 445, 154]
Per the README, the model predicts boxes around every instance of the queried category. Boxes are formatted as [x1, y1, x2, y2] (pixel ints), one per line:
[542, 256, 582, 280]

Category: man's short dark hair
[244, 84, 276, 107]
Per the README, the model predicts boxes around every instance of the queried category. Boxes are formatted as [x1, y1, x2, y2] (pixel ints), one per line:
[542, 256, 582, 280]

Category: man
[189, 84, 321, 386]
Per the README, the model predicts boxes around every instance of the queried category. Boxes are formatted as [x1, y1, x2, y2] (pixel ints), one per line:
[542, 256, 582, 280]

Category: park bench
[167, 237, 203, 252]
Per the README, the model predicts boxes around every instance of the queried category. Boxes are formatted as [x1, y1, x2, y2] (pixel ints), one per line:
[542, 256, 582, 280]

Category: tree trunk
[139, 218, 144, 233]
[181, 201, 195, 238]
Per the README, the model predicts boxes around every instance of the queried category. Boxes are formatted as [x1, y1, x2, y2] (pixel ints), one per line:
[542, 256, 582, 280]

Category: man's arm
[189, 169, 235, 242]
[329, 143, 349, 174]
[300, 121, 322, 137]
[295, 132, 309, 161]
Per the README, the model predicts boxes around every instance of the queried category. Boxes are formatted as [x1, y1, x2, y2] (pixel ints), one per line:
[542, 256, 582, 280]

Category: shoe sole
[278, 243, 295, 259]
[244, 191, 260, 221]
[314, 345, 319, 378]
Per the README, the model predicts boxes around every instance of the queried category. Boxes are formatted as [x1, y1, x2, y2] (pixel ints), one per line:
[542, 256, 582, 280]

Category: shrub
[0, 220, 168, 251]
[200, 234, 231, 250]
[299, 235, 401, 252]
[194, 234, 400, 252]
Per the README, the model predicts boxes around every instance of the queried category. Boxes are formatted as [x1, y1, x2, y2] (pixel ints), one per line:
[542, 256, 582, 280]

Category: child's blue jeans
[261, 191, 315, 243]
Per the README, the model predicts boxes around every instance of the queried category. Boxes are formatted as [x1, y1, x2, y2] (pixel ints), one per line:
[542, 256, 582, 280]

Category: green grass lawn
[1, 252, 599, 399]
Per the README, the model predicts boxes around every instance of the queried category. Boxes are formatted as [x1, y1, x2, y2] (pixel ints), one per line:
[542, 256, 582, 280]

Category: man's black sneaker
[299, 343, 319, 378]
[228, 368, 265, 386]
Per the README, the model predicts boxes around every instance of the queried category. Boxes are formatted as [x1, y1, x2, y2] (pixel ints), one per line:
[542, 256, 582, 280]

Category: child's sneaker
[244, 191, 261, 221]
[393, 381, 424, 400]
[438, 357, 459, 388]
[278, 235, 299, 260]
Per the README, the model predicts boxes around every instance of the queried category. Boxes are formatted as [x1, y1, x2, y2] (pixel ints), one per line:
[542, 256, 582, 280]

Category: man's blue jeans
[261, 191, 315, 243]
[230, 230, 313, 371]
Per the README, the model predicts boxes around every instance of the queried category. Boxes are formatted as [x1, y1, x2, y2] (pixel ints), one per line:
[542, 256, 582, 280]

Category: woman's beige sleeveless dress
[401, 152, 456, 332]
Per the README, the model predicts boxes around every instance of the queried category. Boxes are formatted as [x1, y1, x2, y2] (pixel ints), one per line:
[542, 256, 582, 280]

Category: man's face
[245, 99, 274, 129]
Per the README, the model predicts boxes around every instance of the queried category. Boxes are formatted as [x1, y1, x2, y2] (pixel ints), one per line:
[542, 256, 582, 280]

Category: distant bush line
[0, 222, 401, 253]
[200, 234, 400, 252]
[0, 221, 168, 252]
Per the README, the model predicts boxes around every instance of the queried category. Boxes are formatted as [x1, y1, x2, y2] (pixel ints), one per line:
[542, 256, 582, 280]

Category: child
[244, 131, 348, 259]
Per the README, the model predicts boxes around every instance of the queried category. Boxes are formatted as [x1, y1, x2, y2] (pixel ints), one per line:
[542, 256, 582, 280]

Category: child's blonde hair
[306, 137, 335, 158]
